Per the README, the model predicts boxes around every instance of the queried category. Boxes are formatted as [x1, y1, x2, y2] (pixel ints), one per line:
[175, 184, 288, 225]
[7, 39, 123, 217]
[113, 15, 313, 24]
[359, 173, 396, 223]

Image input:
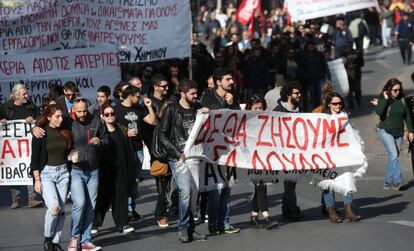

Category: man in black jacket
[200, 67, 240, 235]
[158, 79, 207, 243]
[0, 84, 42, 209]
[273, 82, 304, 221]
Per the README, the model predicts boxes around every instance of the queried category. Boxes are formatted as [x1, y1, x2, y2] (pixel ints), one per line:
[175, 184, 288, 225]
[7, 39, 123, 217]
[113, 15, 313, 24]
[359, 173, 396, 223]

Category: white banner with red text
[0, 0, 191, 62]
[0, 46, 121, 106]
[185, 110, 368, 195]
[0, 120, 34, 186]
[287, 0, 378, 22]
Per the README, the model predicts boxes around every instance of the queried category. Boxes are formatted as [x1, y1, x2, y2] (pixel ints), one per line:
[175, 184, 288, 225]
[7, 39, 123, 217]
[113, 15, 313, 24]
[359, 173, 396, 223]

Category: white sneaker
[120, 225, 135, 234]
[91, 228, 98, 235]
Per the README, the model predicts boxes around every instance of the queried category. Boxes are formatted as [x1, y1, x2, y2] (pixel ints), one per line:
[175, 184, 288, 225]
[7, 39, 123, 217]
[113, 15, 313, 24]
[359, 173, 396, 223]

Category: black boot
[43, 237, 52, 251]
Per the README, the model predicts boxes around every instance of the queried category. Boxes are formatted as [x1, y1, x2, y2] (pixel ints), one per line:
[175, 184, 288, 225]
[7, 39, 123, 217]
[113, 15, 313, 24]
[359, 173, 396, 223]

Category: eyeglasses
[103, 112, 115, 117]
[391, 88, 401, 93]
[249, 94, 264, 102]
[65, 93, 75, 98]
[330, 102, 343, 106]
[157, 85, 168, 89]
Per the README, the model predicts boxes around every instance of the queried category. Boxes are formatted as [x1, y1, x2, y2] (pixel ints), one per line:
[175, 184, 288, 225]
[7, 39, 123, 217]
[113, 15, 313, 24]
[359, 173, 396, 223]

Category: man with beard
[200, 67, 240, 236]
[0, 84, 42, 209]
[88, 85, 113, 118]
[114, 85, 157, 221]
[273, 82, 304, 221]
[67, 98, 109, 251]
[158, 79, 207, 242]
[34, 98, 109, 250]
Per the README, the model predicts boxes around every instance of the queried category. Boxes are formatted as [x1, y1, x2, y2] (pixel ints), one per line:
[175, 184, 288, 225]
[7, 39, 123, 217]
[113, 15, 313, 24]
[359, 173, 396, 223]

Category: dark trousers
[197, 192, 209, 218]
[252, 182, 268, 212]
[347, 77, 362, 108]
[282, 180, 300, 213]
[94, 171, 128, 229]
[398, 39, 412, 64]
[154, 175, 171, 220]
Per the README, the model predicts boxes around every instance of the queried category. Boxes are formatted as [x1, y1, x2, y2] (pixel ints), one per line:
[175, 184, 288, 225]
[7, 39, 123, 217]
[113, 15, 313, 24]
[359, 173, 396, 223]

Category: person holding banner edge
[321, 92, 362, 223]
[246, 94, 277, 229]
[158, 79, 208, 243]
[200, 67, 241, 235]
[0, 83, 43, 209]
[273, 82, 304, 221]
[30, 104, 72, 251]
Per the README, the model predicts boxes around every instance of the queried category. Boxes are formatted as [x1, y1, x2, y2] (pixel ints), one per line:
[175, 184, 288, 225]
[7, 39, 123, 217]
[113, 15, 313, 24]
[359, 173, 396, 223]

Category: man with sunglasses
[273, 82, 305, 221]
[146, 74, 172, 228]
[114, 85, 157, 221]
[56, 81, 77, 127]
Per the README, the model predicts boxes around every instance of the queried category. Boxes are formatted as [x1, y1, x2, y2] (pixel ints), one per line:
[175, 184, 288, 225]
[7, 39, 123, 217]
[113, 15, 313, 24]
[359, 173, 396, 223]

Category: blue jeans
[378, 129, 403, 186]
[70, 169, 99, 243]
[41, 164, 70, 244]
[169, 161, 198, 230]
[208, 186, 231, 229]
[128, 149, 143, 212]
[323, 190, 353, 208]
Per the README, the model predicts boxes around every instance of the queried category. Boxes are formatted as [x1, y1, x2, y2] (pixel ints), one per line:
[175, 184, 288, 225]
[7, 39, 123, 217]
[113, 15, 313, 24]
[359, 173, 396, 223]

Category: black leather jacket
[158, 102, 199, 161]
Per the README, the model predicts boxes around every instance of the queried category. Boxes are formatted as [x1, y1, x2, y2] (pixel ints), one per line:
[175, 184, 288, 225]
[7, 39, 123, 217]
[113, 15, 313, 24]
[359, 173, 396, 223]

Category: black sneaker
[208, 225, 220, 236]
[178, 230, 190, 243]
[43, 240, 52, 251]
[119, 225, 135, 234]
[191, 231, 207, 241]
[263, 217, 278, 230]
[128, 211, 142, 222]
[51, 243, 64, 251]
[250, 215, 260, 228]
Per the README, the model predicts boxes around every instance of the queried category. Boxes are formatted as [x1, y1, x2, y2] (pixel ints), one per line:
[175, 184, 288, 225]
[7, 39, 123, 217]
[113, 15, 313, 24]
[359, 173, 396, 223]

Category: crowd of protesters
[2, 0, 414, 250]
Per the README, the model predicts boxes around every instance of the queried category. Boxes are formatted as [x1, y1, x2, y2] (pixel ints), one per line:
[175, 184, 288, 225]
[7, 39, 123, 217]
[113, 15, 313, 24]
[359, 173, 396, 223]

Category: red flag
[236, 0, 260, 25]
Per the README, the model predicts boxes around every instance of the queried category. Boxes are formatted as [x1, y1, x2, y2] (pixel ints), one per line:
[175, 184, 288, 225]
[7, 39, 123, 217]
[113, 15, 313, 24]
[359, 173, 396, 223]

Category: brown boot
[343, 204, 362, 223]
[10, 199, 20, 209]
[327, 207, 342, 223]
[28, 198, 43, 208]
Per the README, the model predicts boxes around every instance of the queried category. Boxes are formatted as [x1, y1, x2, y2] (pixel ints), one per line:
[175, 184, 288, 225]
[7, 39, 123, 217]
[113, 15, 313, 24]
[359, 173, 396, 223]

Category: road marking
[387, 220, 414, 228]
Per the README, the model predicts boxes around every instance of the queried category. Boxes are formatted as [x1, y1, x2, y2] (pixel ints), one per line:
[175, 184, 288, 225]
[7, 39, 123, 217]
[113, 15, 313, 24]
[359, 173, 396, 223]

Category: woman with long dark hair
[31, 104, 72, 251]
[322, 92, 362, 223]
[92, 105, 135, 234]
[376, 78, 414, 190]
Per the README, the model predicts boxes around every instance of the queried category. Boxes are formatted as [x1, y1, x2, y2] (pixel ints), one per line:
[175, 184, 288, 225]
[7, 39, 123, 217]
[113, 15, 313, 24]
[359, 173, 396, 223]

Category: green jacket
[375, 98, 414, 132]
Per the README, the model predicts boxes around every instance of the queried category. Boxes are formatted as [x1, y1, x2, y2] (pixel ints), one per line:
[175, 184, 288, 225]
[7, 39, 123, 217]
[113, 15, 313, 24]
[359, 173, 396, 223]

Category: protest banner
[0, 0, 191, 63]
[185, 110, 367, 194]
[0, 45, 121, 106]
[328, 58, 350, 97]
[287, 0, 378, 22]
[0, 120, 34, 186]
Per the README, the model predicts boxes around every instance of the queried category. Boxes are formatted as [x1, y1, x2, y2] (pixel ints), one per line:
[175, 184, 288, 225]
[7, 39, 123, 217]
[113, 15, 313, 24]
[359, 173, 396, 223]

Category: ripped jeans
[40, 164, 70, 244]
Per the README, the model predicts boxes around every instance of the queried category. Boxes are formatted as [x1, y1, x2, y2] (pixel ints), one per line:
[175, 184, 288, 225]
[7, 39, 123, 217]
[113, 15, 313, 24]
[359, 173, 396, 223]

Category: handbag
[150, 160, 169, 177]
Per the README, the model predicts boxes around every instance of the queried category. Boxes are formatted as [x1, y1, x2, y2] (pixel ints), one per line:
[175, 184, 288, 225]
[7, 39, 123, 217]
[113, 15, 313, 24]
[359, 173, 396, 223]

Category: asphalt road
[1, 46, 414, 251]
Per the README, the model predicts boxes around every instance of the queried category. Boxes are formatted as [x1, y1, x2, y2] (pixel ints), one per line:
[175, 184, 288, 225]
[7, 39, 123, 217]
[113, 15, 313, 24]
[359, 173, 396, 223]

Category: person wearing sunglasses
[321, 92, 362, 223]
[376, 78, 414, 191]
[92, 105, 136, 234]
[273, 82, 304, 221]
[55, 81, 77, 128]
